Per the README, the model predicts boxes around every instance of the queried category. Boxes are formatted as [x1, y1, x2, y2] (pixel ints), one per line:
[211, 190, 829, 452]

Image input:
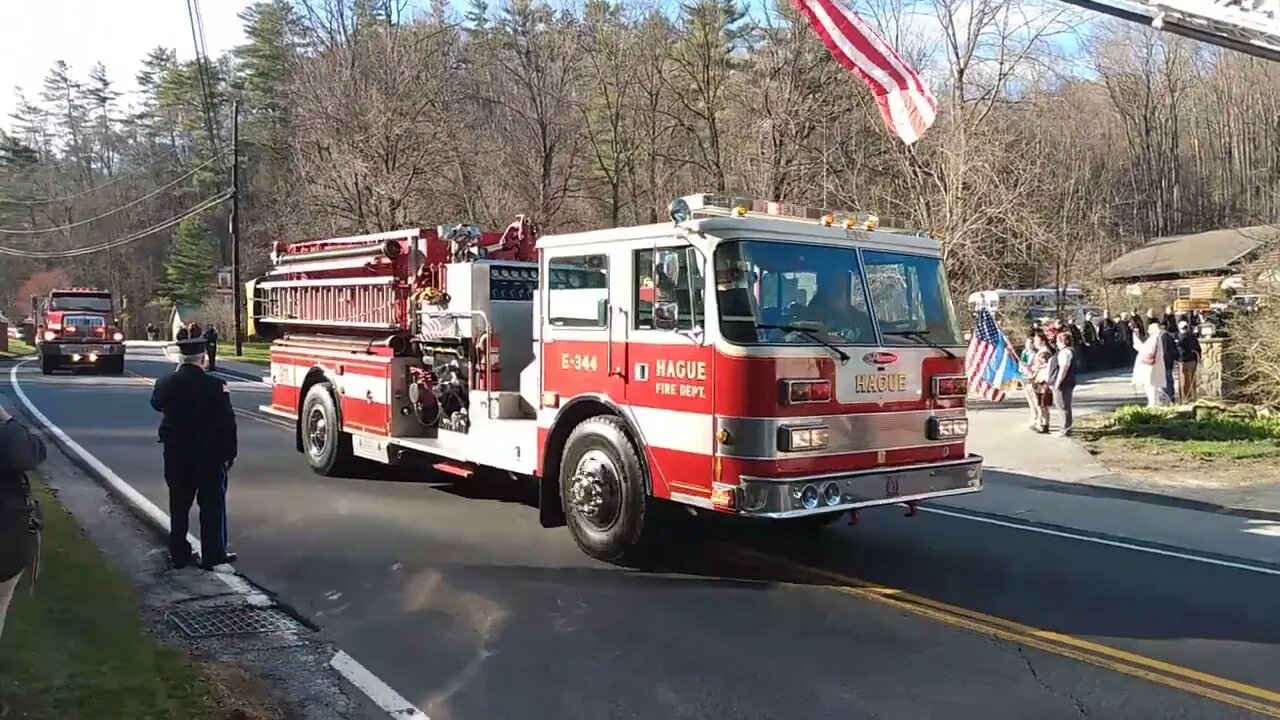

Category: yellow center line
[731, 547, 1280, 717]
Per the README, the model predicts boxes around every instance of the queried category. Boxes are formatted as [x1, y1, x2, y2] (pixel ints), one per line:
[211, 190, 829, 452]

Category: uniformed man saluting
[151, 337, 238, 570]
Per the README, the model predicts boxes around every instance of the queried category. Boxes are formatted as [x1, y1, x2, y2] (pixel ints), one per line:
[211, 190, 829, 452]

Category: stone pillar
[1195, 338, 1234, 400]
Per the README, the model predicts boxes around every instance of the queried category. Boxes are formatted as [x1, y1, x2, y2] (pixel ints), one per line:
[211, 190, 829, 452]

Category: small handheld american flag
[965, 309, 1020, 402]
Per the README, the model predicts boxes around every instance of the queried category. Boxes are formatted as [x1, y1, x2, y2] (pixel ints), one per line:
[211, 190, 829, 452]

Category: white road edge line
[922, 505, 1280, 577]
[331, 651, 431, 720]
[7, 360, 429, 720]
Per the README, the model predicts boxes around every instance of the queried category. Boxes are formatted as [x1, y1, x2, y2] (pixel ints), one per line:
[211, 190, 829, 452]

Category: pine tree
[161, 217, 217, 306]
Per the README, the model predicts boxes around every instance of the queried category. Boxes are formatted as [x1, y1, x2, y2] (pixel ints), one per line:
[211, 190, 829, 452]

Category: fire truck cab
[259, 195, 982, 563]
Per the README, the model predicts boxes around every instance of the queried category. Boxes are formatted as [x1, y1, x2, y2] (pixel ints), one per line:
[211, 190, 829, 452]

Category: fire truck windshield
[49, 294, 112, 312]
[861, 250, 964, 347]
[714, 240, 961, 348]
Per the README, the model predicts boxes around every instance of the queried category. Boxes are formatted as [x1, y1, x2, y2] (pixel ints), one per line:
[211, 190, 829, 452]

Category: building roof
[1103, 225, 1279, 281]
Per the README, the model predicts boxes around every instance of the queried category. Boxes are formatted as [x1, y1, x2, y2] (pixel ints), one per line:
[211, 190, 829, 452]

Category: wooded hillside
[2, 0, 1278, 322]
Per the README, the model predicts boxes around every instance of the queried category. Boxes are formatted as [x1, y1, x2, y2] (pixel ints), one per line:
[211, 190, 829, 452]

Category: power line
[0, 149, 179, 205]
[0, 191, 231, 258]
[186, 0, 222, 159]
[0, 152, 226, 235]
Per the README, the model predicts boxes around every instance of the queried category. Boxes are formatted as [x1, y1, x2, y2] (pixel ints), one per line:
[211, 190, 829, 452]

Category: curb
[1010, 472, 1280, 523]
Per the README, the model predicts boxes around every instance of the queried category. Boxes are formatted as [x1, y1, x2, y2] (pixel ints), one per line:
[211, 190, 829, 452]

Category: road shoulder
[0, 365, 386, 720]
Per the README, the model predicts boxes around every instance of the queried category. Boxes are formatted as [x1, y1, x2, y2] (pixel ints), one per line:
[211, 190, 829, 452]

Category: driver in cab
[793, 269, 865, 342]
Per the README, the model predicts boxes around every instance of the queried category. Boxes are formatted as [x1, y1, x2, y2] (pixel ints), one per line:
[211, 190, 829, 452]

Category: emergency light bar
[674, 194, 929, 236]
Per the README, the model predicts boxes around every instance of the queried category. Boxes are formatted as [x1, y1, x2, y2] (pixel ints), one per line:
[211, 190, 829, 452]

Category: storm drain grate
[168, 604, 303, 638]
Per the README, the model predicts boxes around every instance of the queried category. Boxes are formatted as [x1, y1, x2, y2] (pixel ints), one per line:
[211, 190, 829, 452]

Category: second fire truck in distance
[31, 287, 127, 375]
[256, 195, 982, 562]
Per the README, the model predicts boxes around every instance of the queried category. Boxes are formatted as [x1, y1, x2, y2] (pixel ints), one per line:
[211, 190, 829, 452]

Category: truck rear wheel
[560, 415, 655, 564]
[301, 383, 355, 476]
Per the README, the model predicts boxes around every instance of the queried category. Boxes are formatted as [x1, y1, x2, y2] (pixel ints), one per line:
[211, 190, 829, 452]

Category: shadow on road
[320, 461, 1280, 649]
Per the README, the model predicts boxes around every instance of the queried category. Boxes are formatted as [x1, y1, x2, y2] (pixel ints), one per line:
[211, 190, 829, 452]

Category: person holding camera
[0, 403, 46, 639]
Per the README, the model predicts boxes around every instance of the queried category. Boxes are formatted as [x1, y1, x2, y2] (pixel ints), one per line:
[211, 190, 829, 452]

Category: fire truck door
[623, 245, 714, 504]
[541, 251, 620, 415]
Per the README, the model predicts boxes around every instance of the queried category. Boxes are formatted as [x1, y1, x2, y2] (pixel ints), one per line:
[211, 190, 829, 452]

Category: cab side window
[547, 254, 609, 328]
[633, 248, 704, 330]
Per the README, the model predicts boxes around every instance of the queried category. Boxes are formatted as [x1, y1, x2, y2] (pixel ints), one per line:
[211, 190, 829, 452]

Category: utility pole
[231, 99, 243, 357]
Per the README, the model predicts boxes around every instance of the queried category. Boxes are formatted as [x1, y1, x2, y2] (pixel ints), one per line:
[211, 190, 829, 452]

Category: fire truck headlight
[43, 330, 57, 341]
[927, 417, 968, 440]
[113, 331, 124, 341]
[822, 482, 842, 506]
[779, 425, 829, 452]
[799, 484, 820, 510]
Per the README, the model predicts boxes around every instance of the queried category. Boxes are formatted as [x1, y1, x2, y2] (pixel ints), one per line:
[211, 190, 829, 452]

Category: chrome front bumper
[40, 342, 126, 358]
[736, 455, 983, 518]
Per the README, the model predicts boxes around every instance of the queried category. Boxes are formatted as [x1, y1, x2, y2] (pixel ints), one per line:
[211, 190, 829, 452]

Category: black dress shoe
[171, 552, 200, 569]
[199, 552, 238, 570]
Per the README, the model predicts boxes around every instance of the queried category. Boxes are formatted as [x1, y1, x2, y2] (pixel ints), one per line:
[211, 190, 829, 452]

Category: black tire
[39, 356, 54, 375]
[102, 356, 125, 375]
[559, 415, 655, 564]
[300, 383, 354, 476]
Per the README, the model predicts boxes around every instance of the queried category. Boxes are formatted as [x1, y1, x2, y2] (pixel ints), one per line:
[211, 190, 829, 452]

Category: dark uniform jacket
[150, 364, 238, 468]
[0, 417, 46, 581]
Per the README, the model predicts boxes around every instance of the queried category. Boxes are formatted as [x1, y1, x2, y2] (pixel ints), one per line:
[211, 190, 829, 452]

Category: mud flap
[538, 475, 566, 528]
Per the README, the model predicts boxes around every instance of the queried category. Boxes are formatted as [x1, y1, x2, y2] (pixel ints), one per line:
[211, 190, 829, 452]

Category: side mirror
[654, 301, 680, 330]
[656, 250, 681, 281]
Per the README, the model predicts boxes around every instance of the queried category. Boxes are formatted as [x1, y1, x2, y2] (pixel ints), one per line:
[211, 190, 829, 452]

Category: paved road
[8, 348, 1280, 720]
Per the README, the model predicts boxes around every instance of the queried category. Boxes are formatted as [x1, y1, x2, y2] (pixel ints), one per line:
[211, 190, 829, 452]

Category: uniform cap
[172, 338, 208, 355]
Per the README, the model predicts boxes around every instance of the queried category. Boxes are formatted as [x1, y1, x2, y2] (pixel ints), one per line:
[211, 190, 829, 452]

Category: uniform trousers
[163, 448, 229, 563]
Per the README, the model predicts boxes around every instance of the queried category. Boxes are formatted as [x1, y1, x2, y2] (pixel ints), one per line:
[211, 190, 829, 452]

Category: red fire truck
[256, 195, 982, 562]
[32, 287, 127, 375]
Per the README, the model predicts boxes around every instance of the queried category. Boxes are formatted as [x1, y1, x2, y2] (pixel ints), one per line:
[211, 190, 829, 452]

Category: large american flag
[790, 0, 937, 144]
[965, 309, 1020, 402]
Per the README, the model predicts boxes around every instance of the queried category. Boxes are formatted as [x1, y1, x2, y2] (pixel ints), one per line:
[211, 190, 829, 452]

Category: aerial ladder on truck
[1061, 0, 1279, 63]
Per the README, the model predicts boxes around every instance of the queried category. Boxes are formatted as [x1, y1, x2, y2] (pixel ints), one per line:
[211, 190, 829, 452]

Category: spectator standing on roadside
[1133, 321, 1168, 407]
[1159, 322, 1178, 403]
[0, 403, 46, 641]
[151, 337, 239, 571]
[146, 322, 159, 341]
[176, 324, 189, 341]
[1050, 332, 1079, 437]
[1029, 332, 1055, 434]
[1176, 320, 1202, 403]
[203, 324, 220, 372]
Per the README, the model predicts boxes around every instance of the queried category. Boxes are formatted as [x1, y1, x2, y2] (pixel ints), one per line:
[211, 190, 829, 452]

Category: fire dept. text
[653, 359, 707, 398]
[854, 373, 908, 393]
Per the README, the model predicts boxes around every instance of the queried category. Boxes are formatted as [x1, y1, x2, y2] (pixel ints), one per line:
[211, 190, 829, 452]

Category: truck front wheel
[560, 415, 655, 565]
[39, 355, 55, 375]
[300, 384, 354, 476]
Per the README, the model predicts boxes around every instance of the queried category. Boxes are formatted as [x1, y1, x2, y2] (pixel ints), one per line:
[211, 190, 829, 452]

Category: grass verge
[231, 341, 270, 366]
[0, 476, 282, 719]
[1079, 404, 1280, 460]
[0, 339, 35, 359]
